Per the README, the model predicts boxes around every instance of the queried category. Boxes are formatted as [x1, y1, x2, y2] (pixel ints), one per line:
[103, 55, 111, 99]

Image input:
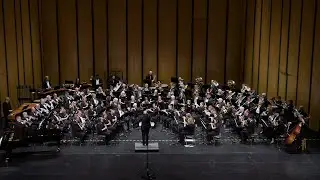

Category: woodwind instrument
[183, 116, 187, 127]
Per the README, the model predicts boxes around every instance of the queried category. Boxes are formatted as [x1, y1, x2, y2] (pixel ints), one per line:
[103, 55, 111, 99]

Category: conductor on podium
[141, 111, 151, 146]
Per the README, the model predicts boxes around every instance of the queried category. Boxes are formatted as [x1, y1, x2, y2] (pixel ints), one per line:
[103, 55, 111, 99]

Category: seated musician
[20, 112, 36, 138]
[162, 104, 174, 129]
[96, 117, 111, 143]
[96, 87, 106, 98]
[42, 76, 52, 89]
[143, 83, 150, 95]
[178, 113, 195, 143]
[14, 116, 29, 140]
[79, 97, 89, 109]
[91, 93, 99, 107]
[110, 98, 119, 109]
[87, 105, 96, 119]
[107, 109, 117, 132]
[52, 93, 61, 106]
[240, 113, 255, 143]
[206, 118, 221, 144]
[71, 116, 87, 143]
[119, 91, 127, 105]
[298, 106, 309, 125]
[129, 95, 136, 107]
[108, 75, 119, 88]
[141, 97, 151, 108]
[216, 89, 225, 99]
[185, 99, 192, 112]
[169, 95, 178, 109]
[184, 113, 195, 133]
[40, 98, 50, 115]
[178, 89, 186, 104]
[284, 100, 295, 123]
[46, 95, 55, 110]
[152, 89, 159, 97]
[157, 96, 165, 109]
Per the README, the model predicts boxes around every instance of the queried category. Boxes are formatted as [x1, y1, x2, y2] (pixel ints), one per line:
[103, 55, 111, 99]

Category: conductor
[141, 111, 151, 146]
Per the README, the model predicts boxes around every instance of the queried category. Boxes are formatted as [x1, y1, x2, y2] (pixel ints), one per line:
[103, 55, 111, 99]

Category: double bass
[285, 109, 305, 145]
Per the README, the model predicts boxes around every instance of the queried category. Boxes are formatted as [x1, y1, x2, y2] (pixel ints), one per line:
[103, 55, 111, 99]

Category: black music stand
[141, 143, 156, 180]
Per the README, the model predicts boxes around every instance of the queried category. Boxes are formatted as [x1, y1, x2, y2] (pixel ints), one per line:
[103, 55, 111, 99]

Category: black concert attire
[96, 121, 111, 142]
[2, 101, 12, 129]
[42, 80, 52, 89]
[145, 75, 153, 87]
[206, 122, 221, 143]
[70, 121, 87, 143]
[92, 76, 102, 89]
[108, 78, 119, 88]
[141, 114, 151, 146]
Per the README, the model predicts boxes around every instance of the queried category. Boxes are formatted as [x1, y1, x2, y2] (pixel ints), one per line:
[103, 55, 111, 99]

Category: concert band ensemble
[1, 70, 311, 154]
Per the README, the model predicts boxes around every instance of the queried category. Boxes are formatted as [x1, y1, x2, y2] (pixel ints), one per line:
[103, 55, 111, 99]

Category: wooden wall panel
[39, 0, 244, 87]
[108, 0, 127, 80]
[243, 0, 255, 86]
[296, 0, 315, 111]
[207, 0, 227, 84]
[0, 0, 8, 105]
[41, 0, 59, 85]
[158, 0, 176, 84]
[127, 0, 142, 85]
[15, 0, 24, 86]
[226, 0, 243, 84]
[177, 0, 192, 82]
[143, 0, 157, 82]
[78, 0, 93, 82]
[21, 0, 33, 86]
[3, 0, 19, 107]
[286, 0, 302, 102]
[267, 0, 282, 98]
[30, 0, 41, 88]
[191, 0, 206, 81]
[310, 0, 320, 130]
[243, 0, 320, 129]
[58, 0, 77, 82]
[258, 0, 271, 94]
[93, 0, 107, 82]
[252, 0, 262, 91]
[278, 0, 290, 100]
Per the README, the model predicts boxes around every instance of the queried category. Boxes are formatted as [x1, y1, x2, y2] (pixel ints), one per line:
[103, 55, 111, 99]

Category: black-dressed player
[141, 110, 151, 146]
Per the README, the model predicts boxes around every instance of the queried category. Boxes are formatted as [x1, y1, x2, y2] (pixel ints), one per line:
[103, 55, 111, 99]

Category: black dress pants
[142, 128, 150, 145]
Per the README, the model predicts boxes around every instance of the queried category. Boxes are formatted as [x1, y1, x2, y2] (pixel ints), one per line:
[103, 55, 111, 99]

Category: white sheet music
[139, 122, 155, 127]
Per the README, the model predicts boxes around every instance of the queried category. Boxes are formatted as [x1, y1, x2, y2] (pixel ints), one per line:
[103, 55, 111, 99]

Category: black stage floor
[1, 126, 320, 180]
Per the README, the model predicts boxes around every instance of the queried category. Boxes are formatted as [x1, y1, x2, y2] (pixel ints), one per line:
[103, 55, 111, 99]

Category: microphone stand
[141, 127, 156, 180]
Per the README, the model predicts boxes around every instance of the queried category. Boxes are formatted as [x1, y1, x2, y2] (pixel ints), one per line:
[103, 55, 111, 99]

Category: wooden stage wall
[40, 0, 244, 86]
[0, 0, 42, 109]
[243, 0, 320, 130]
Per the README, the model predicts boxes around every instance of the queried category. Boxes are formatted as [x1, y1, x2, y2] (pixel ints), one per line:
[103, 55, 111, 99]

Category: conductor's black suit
[141, 114, 151, 146]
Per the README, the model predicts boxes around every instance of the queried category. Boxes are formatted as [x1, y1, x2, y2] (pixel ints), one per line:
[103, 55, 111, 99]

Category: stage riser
[135, 142, 159, 152]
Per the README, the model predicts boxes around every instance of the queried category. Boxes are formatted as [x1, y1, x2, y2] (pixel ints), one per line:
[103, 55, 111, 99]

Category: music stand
[140, 123, 156, 180]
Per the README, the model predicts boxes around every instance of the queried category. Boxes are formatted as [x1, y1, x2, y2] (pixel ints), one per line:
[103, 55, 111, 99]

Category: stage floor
[1, 126, 320, 180]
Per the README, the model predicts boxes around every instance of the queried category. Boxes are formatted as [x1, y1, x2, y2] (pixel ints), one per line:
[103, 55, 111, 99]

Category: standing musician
[145, 71, 156, 87]
[141, 110, 151, 146]
[42, 76, 52, 89]
[2, 97, 12, 129]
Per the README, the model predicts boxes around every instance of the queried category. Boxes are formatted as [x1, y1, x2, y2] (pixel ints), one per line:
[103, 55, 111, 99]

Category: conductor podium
[135, 142, 159, 152]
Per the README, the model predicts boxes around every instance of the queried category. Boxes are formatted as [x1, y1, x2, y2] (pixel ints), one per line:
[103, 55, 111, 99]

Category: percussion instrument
[161, 84, 168, 88]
